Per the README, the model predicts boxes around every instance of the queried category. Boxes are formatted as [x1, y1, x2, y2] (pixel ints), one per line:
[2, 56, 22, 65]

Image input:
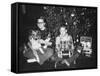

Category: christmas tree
[41, 6, 96, 44]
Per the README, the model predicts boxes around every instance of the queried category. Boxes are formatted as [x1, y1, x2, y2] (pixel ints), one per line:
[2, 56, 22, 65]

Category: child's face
[37, 22, 45, 30]
[60, 27, 67, 35]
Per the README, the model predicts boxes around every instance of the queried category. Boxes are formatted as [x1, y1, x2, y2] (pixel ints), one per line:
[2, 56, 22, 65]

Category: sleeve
[68, 35, 74, 50]
[68, 35, 73, 44]
[56, 37, 60, 45]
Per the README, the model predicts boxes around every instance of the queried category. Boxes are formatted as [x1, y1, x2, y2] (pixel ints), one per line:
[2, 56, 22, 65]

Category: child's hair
[60, 26, 66, 29]
[60, 24, 69, 30]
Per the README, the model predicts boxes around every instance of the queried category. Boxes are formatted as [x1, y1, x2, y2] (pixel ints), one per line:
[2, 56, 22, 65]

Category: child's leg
[35, 52, 40, 63]
[27, 49, 40, 63]
[39, 48, 44, 54]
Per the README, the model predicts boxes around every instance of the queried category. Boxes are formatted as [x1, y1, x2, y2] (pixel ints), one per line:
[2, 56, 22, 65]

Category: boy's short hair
[37, 16, 46, 23]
